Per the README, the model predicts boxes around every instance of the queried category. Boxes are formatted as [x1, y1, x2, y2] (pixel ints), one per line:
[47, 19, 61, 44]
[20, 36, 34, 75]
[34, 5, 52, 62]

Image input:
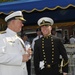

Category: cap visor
[19, 17, 26, 21]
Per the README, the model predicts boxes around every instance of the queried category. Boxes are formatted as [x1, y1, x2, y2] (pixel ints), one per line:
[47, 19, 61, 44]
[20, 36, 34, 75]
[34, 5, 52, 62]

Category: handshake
[22, 48, 32, 62]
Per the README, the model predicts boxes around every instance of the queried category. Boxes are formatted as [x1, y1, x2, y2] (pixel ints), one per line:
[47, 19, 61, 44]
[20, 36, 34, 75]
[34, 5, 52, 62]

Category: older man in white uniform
[0, 11, 32, 75]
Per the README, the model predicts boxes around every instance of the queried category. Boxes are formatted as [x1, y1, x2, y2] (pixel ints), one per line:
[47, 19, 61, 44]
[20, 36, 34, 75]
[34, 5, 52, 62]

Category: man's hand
[22, 54, 30, 62]
[22, 48, 32, 62]
[26, 48, 32, 55]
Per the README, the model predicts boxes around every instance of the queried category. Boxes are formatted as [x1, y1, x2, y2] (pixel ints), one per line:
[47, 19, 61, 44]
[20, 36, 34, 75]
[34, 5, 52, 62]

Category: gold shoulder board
[0, 31, 6, 34]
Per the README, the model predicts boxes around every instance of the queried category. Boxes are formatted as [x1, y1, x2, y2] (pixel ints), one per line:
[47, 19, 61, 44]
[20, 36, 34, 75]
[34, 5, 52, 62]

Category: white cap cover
[37, 17, 54, 26]
[5, 11, 25, 22]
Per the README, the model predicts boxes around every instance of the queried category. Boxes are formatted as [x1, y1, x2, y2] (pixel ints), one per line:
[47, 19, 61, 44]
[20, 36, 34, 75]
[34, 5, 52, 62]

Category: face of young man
[41, 25, 52, 37]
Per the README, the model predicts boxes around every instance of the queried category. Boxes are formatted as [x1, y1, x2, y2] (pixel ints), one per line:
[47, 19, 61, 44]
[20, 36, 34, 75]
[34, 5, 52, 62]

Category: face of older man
[41, 25, 52, 37]
[8, 19, 24, 32]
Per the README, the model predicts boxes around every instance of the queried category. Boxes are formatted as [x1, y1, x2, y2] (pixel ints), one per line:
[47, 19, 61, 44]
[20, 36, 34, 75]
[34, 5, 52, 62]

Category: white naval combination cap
[37, 17, 54, 26]
[5, 11, 26, 22]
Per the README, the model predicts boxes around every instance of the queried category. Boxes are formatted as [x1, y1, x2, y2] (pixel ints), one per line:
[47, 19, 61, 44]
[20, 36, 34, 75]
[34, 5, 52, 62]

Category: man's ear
[50, 26, 52, 31]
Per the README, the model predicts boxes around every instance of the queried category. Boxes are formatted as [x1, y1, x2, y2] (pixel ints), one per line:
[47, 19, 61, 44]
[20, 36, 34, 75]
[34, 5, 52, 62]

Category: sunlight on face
[41, 25, 52, 36]
[13, 20, 24, 32]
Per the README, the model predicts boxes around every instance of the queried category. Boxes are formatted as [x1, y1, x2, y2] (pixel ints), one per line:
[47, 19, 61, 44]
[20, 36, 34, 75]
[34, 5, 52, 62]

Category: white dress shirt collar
[6, 28, 17, 36]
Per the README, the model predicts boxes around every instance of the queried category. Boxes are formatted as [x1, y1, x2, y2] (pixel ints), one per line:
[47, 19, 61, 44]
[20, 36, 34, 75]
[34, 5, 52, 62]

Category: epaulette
[0, 31, 6, 34]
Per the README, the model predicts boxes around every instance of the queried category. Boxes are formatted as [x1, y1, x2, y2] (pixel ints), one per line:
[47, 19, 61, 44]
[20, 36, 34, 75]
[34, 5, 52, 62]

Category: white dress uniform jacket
[70, 37, 75, 44]
[0, 28, 28, 75]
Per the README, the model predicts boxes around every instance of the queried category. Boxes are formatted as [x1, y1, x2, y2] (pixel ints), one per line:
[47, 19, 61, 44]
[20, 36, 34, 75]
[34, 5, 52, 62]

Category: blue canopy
[0, 0, 75, 25]
[0, 0, 75, 14]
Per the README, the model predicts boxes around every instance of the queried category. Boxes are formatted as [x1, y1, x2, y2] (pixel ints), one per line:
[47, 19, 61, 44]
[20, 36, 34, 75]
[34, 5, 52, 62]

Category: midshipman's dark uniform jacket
[34, 35, 68, 75]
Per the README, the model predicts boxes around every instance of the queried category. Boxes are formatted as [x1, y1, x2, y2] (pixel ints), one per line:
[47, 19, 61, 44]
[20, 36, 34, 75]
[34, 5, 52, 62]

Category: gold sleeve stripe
[0, 31, 6, 34]
[63, 60, 69, 67]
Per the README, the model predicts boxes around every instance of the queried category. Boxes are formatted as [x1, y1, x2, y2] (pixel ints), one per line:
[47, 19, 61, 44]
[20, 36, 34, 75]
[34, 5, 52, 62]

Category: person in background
[21, 33, 31, 75]
[63, 35, 69, 44]
[33, 17, 69, 75]
[0, 11, 32, 75]
[31, 28, 42, 51]
[51, 28, 57, 36]
[69, 35, 75, 44]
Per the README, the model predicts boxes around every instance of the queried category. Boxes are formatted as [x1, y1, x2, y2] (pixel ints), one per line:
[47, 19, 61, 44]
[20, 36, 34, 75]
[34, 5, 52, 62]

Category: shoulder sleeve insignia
[0, 31, 6, 34]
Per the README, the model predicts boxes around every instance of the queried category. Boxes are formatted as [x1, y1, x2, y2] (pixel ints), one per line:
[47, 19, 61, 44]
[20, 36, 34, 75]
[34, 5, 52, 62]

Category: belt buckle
[47, 64, 51, 68]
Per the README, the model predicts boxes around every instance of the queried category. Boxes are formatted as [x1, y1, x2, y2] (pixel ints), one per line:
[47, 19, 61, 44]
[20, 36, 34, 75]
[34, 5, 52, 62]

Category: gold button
[47, 65, 51, 68]
[42, 40, 44, 42]
[42, 44, 44, 45]
[52, 58, 54, 60]
[44, 58, 46, 60]
[52, 55, 54, 56]
[52, 48, 54, 50]
[52, 61, 54, 63]
[52, 51, 54, 53]
[44, 61, 46, 63]
[43, 49, 44, 51]
[52, 45, 54, 47]
[43, 52, 45, 54]
[42, 46, 44, 48]
[42, 38, 44, 40]
[44, 55, 45, 57]
[52, 42, 53, 44]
